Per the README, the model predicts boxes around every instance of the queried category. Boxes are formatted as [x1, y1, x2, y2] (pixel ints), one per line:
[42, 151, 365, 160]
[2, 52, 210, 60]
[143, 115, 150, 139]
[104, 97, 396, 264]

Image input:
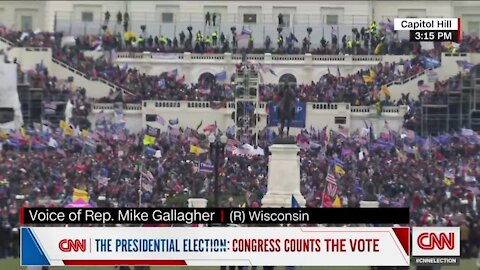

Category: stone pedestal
[188, 198, 208, 208]
[261, 144, 306, 208]
[360, 201, 380, 208]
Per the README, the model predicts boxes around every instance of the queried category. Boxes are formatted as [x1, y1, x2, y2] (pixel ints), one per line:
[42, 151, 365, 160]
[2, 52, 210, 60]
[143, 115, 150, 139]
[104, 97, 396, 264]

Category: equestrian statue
[277, 86, 296, 138]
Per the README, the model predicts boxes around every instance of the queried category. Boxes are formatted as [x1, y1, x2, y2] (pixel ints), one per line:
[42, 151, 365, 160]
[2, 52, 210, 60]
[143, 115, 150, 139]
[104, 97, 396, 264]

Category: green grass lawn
[1, 258, 478, 270]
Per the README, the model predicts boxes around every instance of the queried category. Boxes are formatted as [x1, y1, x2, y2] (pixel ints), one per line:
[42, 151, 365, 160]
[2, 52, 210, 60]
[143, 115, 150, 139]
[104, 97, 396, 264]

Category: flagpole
[138, 160, 143, 207]
[320, 165, 331, 208]
[320, 182, 326, 208]
[138, 142, 145, 207]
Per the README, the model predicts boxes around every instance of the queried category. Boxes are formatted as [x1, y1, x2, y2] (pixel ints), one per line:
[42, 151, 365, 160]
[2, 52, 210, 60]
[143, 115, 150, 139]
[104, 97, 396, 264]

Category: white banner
[151, 53, 180, 60]
[0, 62, 22, 131]
[21, 227, 410, 266]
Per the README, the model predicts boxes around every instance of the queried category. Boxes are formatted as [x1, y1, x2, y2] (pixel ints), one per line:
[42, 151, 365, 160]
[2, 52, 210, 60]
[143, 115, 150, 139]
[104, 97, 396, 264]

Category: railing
[105, 101, 405, 114]
[352, 55, 383, 62]
[311, 103, 340, 110]
[382, 106, 401, 113]
[51, 58, 135, 96]
[116, 52, 146, 59]
[384, 67, 438, 87]
[142, 101, 182, 108]
[93, 103, 115, 111]
[191, 54, 225, 60]
[271, 55, 305, 61]
[187, 101, 212, 108]
[115, 51, 406, 65]
[350, 106, 371, 113]
[444, 53, 468, 57]
[124, 104, 143, 110]
[93, 103, 143, 111]
[24, 47, 49, 52]
[312, 55, 345, 61]
[0, 36, 137, 97]
[0, 36, 14, 46]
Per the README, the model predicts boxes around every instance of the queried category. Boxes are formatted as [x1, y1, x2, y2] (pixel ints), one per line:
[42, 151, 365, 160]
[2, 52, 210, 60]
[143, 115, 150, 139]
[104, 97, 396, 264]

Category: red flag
[322, 193, 333, 208]
[203, 123, 217, 133]
[176, 75, 185, 84]
[434, 149, 445, 160]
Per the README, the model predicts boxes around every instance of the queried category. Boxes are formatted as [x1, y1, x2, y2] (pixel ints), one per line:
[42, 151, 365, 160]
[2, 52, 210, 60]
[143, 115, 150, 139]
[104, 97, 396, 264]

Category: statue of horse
[277, 86, 296, 138]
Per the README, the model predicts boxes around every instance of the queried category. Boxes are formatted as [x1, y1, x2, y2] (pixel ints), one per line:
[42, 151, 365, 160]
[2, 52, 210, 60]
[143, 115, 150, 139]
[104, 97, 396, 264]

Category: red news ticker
[63, 260, 188, 266]
[230, 238, 382, 253]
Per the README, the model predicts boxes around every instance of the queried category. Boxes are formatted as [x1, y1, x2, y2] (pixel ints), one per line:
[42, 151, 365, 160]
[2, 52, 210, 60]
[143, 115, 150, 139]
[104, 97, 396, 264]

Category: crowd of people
[0, 115, 479, 258]
[1, 27, 446, 105]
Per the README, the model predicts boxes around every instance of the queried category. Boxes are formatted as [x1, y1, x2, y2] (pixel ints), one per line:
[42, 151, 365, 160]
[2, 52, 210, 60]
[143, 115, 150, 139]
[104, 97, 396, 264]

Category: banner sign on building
[267, 101, 306, 128]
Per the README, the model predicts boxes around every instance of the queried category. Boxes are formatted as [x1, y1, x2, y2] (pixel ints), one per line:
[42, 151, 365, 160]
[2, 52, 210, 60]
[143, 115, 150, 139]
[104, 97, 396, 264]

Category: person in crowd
[212, 12, 217, 26]
[116, 11, 122, 24]
[265, 36, 271, 50]
[179, 30, 185, 46]
[205, 12, 211, 26]
[104, 11, 111, 24]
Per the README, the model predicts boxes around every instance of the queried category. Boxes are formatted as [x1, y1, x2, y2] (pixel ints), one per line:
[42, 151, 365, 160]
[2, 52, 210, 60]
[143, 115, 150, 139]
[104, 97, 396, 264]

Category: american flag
[227, 138, 240, 146]
[95, 110, 106, 121]
[325, 174, 338, 198]
[236, 26, 252, 41]
[198, 88, 211, 95]
[418, 84, 431, 92]
[156, 115, 165, 126]
[167, 68, 178, 78]
[203, 123, 217, 133]
[141, 170, 155, 193]
[97, 176, 110, 188]
[176, 75, 186, 84]
[338, 125, 349, 137]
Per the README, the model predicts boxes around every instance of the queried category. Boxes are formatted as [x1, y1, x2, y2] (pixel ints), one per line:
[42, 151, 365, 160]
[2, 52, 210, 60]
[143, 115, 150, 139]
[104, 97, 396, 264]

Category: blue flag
[421, 56, 441, 69]
[291, 195, 301, 208]
[144, 147, 157, 156]
[215, 71, 227, 81]
[331, 158, 346, 168]
[6, 138, 20, 148]
[199, 162, 214, 173]
[158, 79, 166, 88]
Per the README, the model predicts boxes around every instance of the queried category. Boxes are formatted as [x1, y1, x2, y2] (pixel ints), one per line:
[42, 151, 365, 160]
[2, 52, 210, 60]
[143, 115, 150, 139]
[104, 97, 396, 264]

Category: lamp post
[209, 133, 227, 207]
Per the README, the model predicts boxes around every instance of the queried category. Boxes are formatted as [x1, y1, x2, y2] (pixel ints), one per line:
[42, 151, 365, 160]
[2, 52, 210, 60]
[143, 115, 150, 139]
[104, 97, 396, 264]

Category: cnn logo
[412, 227, 460, 256]
[58, 239, 87, 252]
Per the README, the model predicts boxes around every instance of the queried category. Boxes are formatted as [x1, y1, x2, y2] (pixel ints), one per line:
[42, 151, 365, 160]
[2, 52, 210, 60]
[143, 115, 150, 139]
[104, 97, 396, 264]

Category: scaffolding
[234, 66, 260, 145]
[17, 86, 44, 127]
[470, 66, 480, 130]
[420, 66, 480, 135]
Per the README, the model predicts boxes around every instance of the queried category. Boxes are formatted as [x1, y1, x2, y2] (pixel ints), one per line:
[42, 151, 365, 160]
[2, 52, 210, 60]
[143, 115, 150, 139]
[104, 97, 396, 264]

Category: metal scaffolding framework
[17, 85, 44, 127]
[420, 66, 480, 135]
[234, 67, 260, 145]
